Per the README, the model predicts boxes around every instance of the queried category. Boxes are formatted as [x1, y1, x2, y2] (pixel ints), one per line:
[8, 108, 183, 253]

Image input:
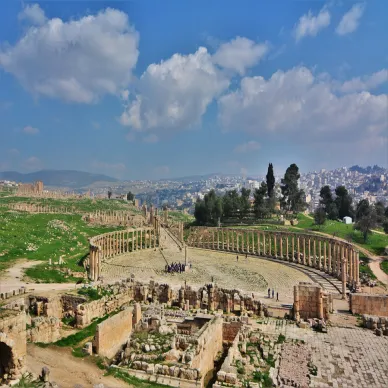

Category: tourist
[268, 288, 271, 298]
[245, 253, 248, 260]
[276, 292, 279, 301]
[236, 255, 239, 262]
[272, 289, 274, 299]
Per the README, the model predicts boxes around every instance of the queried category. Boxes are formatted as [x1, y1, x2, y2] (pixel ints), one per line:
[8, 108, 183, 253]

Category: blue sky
[0, 0, 387, 180]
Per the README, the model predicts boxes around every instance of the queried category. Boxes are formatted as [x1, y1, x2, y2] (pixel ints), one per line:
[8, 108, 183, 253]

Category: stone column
[323, 242, 327, 272]
[356, 251, 360, 287]
[280, 236, 283, 259]
[286, 235, 289, 261]
[296, 236, 300, 263]
[90, 246, 95, 280]
[251, 231, 254, 254]
[263, 233, 266, 255]
[268, 234, 272, 256]
[221, 229, 224, 250]
[348, 248, 353, 285]
[308, 238, 311, 266]
[232, 230, 235, 251]
[241, 232, 244, 252]
[257, 232, 261, 255]
[328, 242, 332, 274]
[293, 285, 300, 321]
[227, 230, 230, 251]
[303, 238, 306, 265]
[273, 234, 278, 258]
[318, 240, 321, 269]
[247, 232, 250, 254]
[341, 258, 346, 299]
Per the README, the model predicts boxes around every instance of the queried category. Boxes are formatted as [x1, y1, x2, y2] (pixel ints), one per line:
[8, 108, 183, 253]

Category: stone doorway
[0, 341, 14, 382]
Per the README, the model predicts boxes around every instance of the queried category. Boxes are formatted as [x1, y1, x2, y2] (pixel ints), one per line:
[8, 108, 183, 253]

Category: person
[276, 292, 279, 302]
[236, 255, 239, 262]
[245, 253, 248, 260]
[268, 288, 271, 298]
[272, 289, 274, 299]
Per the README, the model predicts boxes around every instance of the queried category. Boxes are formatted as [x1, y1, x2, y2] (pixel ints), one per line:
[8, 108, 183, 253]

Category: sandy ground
[101, 247, 312, 302]
[27, 344, 129, 388]
[0, 259, 77, 294]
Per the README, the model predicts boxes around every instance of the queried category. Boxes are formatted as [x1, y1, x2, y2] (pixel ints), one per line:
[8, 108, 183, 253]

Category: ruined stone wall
[94, 308, 133, 359]
[0, 310, 26, 382]
[293, 283, 330, 320]
[0, 287, 27, 301]
[191, 316, 223, 377]
[350, 294, 388, 317]
[222, 322, 242, 342]
[27, 317, 62, 343]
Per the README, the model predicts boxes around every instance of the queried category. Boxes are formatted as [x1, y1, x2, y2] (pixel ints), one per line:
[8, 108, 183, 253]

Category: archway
[0, 341, 14, 381]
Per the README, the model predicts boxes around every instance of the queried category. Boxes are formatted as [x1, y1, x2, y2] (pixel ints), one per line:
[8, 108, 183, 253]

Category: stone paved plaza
[101, 247, 313, 301]
[256, 318, 388, 388]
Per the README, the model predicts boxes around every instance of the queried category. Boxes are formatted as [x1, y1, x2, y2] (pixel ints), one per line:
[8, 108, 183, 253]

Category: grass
[77, 287, 113, 301]
[381, 260, 388, 275]
[106, 368, 174, 388]
[54, 314, 111, 347]
[0, 206, 124, 281]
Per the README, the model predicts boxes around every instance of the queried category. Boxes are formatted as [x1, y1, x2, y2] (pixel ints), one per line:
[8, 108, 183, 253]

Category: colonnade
[187, 227, 360, 296]
[89, 225, 160, 281]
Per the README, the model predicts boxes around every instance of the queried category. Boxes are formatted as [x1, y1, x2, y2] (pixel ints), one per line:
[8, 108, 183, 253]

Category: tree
[240, 188, 251, 219]
[354, 200, 376, 242]
[253, 182, 269, 218]
[108, 190, 112, 199]
[327, 202, 339, 220]
[374, 201, 386, 224]
[319, 185, 335, 217]
[266, 163, 275, 198]
[280, 164, 307, 213]
[383, 219, 388, 234]
[222, 190, 240, 218]
[126, 191, 135, 202]
[334, 186, 353, 219]
[314, 207, 326, 228]
[194, 190, 222, 226]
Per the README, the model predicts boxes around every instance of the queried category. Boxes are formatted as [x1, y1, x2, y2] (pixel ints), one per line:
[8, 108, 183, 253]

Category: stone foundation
[350, 293, 388, 316]
[27, 317, 62, 343]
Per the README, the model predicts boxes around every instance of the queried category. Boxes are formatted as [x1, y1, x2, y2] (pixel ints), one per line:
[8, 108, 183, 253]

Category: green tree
[266, 163, 275, 198]
[334, 186, 353, 219]
[126, 191, 135, 202]
[314, 207, 326, 228]
[319, 185, 336, 217]
[194, 190, 222, 226]
[107, 190, 112, 199]
[354, 200, 376, 242]
[253, 182, 269, 218]
[383, 219, 388, 234]
[240, 188, 251, 219]
[280, 163, 306, 213]
[374, 201, 386, 224]
[327, 202, 339, 220]
[222, 190, 240, 218]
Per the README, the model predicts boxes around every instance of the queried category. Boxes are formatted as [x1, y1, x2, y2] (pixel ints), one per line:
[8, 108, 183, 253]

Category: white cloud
[22, 125, 39, 135]
[18, 4, 47, 26]
[154, 165, 170, 175]
[8, 148, 20, 156]
[120, 47, 229, 131]
[336, 3, 365, 35]
[0, 7, 139, 103]
[234, 141, 261, 153]
[218, 66, 387, 145]
[143, 134, 159, 143]
[22, 156, 43, 171]
[294, 7, 331, 41]
[338, 69, 388, 93]
[213, 37, 269, 75]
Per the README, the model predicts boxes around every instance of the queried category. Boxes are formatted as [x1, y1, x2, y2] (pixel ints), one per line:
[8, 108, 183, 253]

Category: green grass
[0, 207, 124, 281]
[54, 314, 112, 347]
[168, 210, 194, 223]
[381, 260, 388, 275]
[77, 287, 113, 301]
[106, 368, 174, 388]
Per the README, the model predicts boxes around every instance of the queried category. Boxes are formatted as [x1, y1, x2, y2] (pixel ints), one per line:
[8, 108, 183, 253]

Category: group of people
[268, 288, 279, 301]
[165, 262, 186, 273]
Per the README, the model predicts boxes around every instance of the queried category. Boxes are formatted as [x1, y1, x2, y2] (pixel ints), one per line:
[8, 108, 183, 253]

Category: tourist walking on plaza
[276, 292, 279, 301]
[236, 255, 239, 262]
[268, 288, 271, 298]
[272, 289, 275, 299]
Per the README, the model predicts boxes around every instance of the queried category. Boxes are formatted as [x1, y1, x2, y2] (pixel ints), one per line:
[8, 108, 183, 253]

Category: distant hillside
[349, 165, 385, 174]
[0, 170, 118, 188]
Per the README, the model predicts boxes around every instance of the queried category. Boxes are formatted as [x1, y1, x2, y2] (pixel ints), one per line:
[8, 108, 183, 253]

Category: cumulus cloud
[22, 156, 43, 171]
[336, 3, 365, 35]
[212, 37, 269, 75]
[8, 148, 20, 156]
[18, 4, 47, 25]
[338, 69, 388, 93]
[0, 6, 139, 103]
[218, 66, 387, 145]
[234, 141, 261, 153]
[120, 47, 230, 131]
[22, 125, 39, 135]
[294, 7, 331, 41]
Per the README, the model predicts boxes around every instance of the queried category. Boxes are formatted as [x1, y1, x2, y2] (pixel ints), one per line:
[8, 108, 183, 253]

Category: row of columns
[89, 227, 159, 281]
[188, 228, 360, 295]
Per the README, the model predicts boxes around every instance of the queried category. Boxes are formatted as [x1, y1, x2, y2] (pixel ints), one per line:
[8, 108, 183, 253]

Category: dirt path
[27, 344, 129, 388]
[0, 259, 76, 294]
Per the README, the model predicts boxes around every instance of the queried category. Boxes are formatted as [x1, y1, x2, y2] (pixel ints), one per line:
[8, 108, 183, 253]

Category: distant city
[1, 165, 387, 214]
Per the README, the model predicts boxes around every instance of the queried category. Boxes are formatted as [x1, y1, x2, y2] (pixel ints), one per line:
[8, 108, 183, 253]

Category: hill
[0, 170, 118, 188]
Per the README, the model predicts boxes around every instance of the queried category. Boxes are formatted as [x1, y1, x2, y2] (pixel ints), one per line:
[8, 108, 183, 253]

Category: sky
[0, 0, 387, 180]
